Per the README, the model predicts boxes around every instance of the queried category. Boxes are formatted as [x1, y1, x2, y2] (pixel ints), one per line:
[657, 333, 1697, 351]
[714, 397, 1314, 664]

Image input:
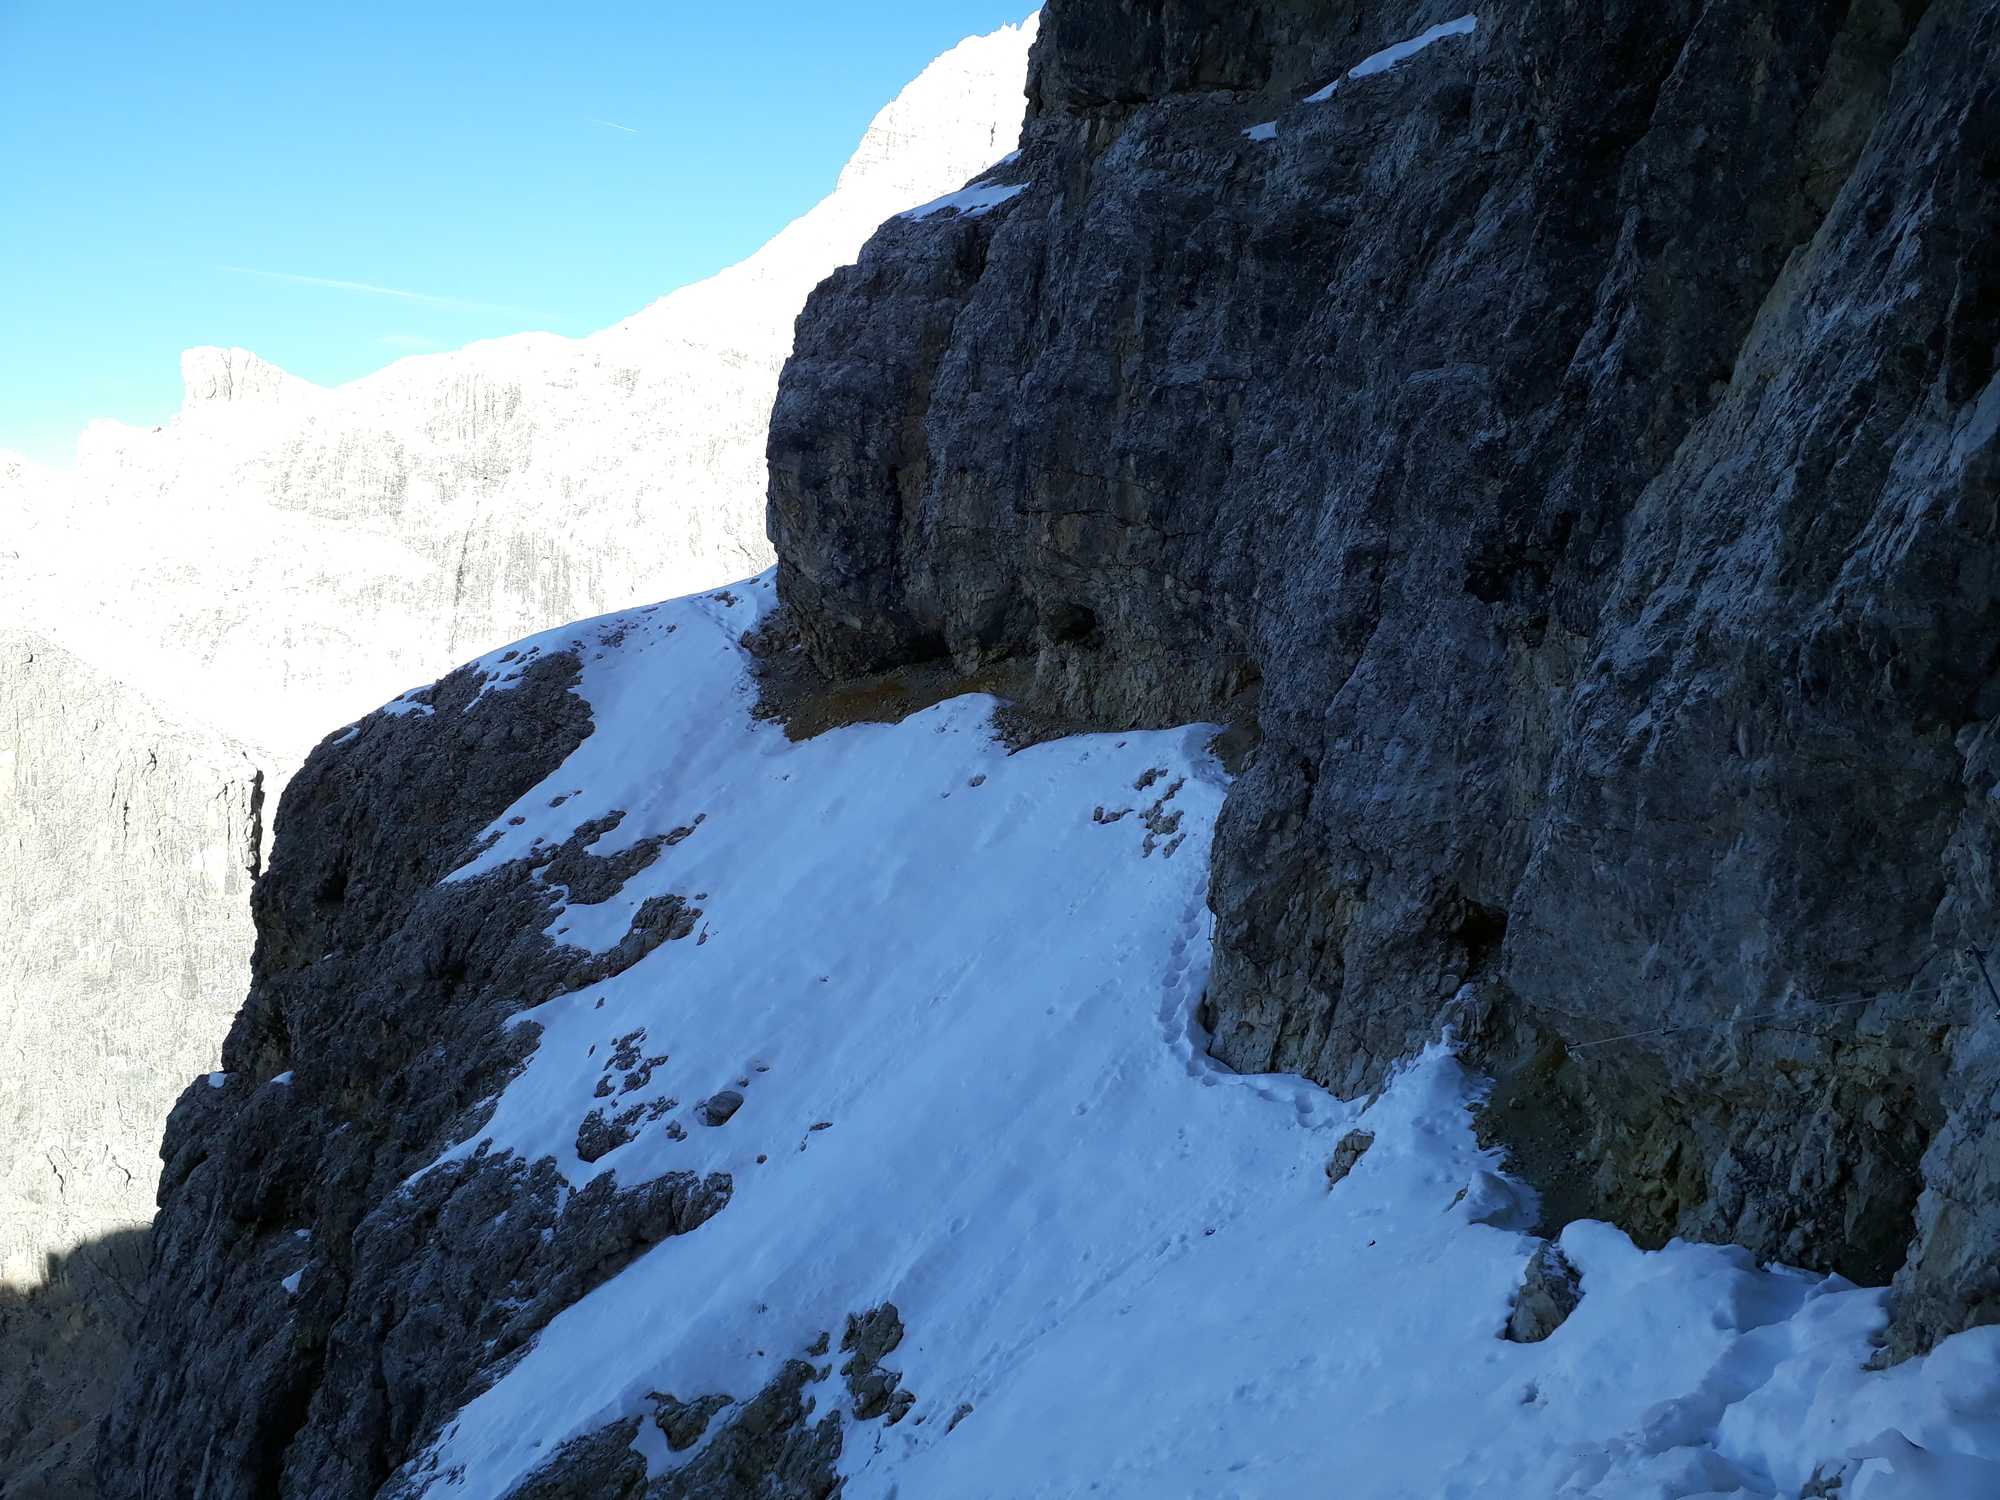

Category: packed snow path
[368, 574, 2000, 1497]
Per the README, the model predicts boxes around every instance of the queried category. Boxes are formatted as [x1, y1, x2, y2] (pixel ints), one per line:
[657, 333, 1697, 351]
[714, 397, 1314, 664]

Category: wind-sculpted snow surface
[110, 574, 2000, 1496]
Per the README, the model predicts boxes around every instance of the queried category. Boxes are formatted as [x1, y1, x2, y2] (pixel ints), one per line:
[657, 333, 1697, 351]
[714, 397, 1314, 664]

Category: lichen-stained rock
[772, 0, 2000, 1349]
[96, 649, 725, 1499]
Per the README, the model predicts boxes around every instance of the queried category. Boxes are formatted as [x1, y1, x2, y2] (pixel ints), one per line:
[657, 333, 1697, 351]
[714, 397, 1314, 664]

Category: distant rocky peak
[179, 346, 322, 411]
[831, 11, 1038, 204]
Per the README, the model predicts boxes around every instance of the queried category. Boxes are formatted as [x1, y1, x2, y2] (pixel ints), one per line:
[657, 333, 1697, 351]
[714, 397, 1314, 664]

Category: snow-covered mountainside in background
[108, 573, 2000, 1497]
[0, 14, 1034, 760]
[0, 25, 1035, 1467]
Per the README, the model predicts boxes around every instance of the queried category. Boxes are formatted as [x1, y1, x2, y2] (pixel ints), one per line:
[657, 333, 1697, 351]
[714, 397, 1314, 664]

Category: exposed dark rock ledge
[98, 651, 727, 1497]
[771, 0, 2000, 1353]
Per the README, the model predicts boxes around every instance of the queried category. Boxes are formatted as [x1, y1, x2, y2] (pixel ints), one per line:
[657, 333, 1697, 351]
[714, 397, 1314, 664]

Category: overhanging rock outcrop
[771, 0, 2000, 1351]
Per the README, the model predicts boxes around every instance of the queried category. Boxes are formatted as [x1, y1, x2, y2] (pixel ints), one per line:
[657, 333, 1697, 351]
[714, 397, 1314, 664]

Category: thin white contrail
[219, 266, 548, 319]
[595, 119, 640, 134]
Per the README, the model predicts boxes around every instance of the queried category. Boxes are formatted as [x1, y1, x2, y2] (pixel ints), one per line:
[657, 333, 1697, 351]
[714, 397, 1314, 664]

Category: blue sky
[0, 2, 1032, 465]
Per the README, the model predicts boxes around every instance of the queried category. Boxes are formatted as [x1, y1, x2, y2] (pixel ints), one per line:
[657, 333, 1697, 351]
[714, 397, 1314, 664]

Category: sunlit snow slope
[0, 15, 1035, 1302]
[366, 575, 2000, 1499]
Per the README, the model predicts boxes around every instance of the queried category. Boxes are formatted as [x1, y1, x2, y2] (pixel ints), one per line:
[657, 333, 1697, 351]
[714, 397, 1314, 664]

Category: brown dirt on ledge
[743, 606, 1203, 753]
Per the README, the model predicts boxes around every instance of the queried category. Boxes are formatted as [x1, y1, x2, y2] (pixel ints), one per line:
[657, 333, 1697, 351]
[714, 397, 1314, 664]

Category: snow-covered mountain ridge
[0, 11, 1033, 1285]
[105, 575, 2000, 1496]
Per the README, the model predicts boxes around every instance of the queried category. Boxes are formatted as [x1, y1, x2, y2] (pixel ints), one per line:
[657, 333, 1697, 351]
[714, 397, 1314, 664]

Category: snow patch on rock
[1305, 14, 1478, 102]
[900, 180, 1027, 221]
[387, 574, 2000, 1500]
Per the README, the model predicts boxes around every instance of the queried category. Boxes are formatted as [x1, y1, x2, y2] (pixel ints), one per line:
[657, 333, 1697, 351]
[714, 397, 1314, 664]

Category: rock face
[772, 0, 2000, 1352]
[97, 642, 731, 1498]
[178, 347, 319, 407]
[0, 1231, 151, 1500]
[0, 632, 263, 1499]
[0, 630, 265, 1288]
[82, 2, 2000, 1493]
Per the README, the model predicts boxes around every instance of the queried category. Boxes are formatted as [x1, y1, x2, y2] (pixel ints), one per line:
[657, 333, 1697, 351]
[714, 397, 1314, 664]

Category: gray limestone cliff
[770, 0, 2000, 1354]
[0, 631, 266, 1288]
[0, 631, 264, 1498]
[89, 1, 2000, 1494]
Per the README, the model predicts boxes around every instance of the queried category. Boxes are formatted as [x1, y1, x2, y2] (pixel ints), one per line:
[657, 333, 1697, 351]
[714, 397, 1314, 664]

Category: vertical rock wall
[0, 633, 264, 1496]
[1, 630, 264, 1289]
[771, 0, 2000, 1348]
